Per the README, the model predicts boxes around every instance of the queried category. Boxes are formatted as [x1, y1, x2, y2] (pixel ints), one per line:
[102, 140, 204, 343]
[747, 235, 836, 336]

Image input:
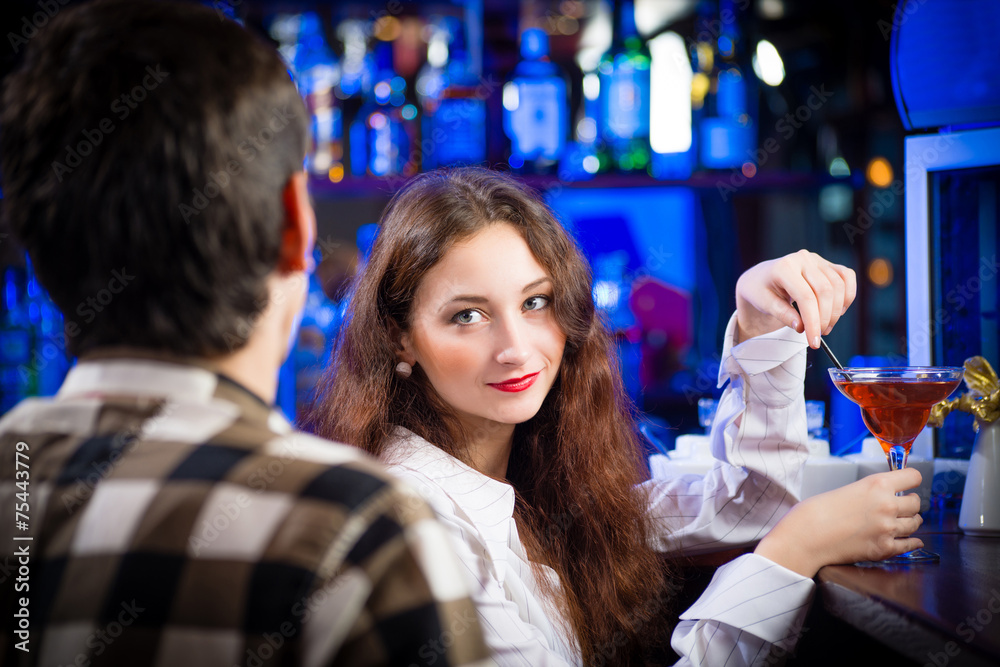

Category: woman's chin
[490, 404, 545, 425]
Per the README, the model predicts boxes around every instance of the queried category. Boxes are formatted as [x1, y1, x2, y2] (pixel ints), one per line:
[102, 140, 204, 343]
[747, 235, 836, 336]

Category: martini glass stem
[882, 442, 938, 563]
[887, 445, 909, 474]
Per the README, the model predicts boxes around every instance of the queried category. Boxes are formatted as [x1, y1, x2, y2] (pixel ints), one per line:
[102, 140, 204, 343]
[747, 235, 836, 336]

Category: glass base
[883, 547, 940, 563]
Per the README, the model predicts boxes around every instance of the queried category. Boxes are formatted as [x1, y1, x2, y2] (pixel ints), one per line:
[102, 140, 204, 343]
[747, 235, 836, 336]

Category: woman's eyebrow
[433, 291, 488, 316]
[444, 294, 488, 305]
[436, 277, 551, 313]
[522, 277, 551, 293]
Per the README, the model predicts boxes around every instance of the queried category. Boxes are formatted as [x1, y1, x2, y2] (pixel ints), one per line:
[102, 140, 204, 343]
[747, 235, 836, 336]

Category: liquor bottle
[338, 18, 373, 178]
[649, 29, 695, 179]
[418, 16, 487, 170]
[503, 27, 568, 173]
[292, 13, 344, 180]
[337, 18, 373, 100]
[416, 17, 450, 112]
[598, 0, 651, 173]
[697, 0, 755, 169]
[0, 266, 35, 412]
[688, 1, 714, 158]
[559, 70, 602, 181]
[349, 40, 414, 178]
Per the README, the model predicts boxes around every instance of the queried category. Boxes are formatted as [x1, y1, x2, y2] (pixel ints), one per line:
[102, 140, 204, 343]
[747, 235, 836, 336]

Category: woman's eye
[453, 309, 483, 325]
[523, 295, 550, 311]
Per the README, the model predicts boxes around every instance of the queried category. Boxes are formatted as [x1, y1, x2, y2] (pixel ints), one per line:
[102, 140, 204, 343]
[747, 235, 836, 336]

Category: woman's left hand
[735, 249, 857, 348]
[755, 468, 924, 578]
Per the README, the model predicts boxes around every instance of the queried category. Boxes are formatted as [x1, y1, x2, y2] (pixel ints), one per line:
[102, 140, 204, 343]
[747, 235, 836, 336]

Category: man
[0, 2, 491, 665]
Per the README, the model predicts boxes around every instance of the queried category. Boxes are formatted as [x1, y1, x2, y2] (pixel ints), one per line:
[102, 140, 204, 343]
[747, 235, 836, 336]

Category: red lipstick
[488, 372, 539, 393]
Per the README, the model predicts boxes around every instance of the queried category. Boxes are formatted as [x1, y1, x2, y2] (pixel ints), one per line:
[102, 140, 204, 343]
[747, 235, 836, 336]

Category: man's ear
[278, 171, 316, 273]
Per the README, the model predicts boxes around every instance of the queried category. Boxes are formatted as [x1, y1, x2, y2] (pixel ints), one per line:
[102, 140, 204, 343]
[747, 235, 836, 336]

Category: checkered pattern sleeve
[0, 366, 494, 667]
[324, 477, 495, 667]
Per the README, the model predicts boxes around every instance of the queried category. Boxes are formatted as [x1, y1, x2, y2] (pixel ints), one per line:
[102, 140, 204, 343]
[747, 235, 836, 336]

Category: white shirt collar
[384, 427, 516, 567]
[59, 357, 220, 401]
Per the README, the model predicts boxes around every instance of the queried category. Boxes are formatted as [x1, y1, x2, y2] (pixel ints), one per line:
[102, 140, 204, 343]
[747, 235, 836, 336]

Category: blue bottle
[598, 0, 651, 173]
[291, 13, 344, 179]
[503, 28, 568, 173]
[418, 16, 487, 169]
[349, 41, 414, 178]
[559, 70, 602, 181]
[696, 0, 755, 169]
[649, 30, 696, 180]
[416, 18, 450, 112]
[336, 19, 373, 101]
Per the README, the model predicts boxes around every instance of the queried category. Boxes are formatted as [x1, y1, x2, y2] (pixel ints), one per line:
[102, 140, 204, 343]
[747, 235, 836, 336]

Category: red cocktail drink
[832, 378, 962, 454]
[830, 367, 963, 563]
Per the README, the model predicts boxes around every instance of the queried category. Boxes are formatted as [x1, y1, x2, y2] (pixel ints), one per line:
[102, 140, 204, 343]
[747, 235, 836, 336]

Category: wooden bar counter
[807, 508, 1000, 666]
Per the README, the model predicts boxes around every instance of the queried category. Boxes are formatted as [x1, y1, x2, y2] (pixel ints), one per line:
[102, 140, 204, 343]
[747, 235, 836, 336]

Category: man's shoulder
[251, 429, 432, 517]
[0, 390, 430, 530]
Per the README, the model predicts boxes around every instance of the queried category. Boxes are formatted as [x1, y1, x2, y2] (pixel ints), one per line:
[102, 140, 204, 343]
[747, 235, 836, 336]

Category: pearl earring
[395, 361, 412, 378]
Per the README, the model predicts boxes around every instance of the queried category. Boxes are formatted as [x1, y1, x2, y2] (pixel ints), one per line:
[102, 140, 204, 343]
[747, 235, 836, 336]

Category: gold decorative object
[928, 356, 1000, 430]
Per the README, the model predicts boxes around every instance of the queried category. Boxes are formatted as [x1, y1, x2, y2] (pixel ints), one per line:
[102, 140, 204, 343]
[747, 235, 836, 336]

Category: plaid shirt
[0, 351, 492, 667]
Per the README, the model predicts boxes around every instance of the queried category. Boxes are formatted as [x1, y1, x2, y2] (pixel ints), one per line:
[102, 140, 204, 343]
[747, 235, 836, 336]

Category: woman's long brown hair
[309, 167, 674, 664]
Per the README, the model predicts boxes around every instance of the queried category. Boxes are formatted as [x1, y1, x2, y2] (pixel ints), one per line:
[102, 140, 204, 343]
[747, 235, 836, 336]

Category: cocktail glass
[829, 367, 964, 563]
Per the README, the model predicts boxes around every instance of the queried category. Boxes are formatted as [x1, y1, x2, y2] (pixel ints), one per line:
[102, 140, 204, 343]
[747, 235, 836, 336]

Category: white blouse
[381, 315, 815, 666]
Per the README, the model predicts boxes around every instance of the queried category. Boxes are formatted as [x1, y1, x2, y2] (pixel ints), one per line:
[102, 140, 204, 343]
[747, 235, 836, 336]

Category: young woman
[311, 167, 924, 666]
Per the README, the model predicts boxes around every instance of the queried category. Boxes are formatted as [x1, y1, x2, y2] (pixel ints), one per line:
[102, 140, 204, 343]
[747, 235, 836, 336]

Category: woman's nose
[494, 317, 530, 366]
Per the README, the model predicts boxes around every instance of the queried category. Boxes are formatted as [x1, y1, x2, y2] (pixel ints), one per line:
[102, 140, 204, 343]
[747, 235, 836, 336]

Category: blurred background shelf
[2, 0, 977, 459]
[308, 171, 860, 196]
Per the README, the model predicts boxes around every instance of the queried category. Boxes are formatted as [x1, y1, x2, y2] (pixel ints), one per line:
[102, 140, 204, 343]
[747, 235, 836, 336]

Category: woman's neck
[465, 420, 515, 479]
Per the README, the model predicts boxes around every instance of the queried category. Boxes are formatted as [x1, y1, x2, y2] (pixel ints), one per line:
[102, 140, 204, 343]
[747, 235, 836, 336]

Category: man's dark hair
[0, 0, 308, 356]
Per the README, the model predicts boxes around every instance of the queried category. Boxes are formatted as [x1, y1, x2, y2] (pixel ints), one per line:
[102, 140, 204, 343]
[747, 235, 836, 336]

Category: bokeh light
[866, 157, 894, 188]
[868, 257, 894, 287]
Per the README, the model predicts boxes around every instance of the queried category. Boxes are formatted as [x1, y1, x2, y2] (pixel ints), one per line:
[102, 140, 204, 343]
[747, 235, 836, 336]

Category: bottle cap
[521, 27, 548, 60]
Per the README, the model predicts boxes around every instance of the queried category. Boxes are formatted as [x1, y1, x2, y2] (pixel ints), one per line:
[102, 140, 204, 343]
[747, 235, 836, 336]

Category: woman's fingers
[795, 252, 856, 340]
[889, 467, 923, 493]
[785, 293, 819, 346]
[833, 262, 857, 314]
[769, 292, 802, 332]
[769, 251, 849, 347]
[799, 264, 834, 341]
[890, 536, 925, 557]
[756, 470, 928, 575]
[896, 514, 923, 536]
[817, 263, 847, 334]
[896, 491, 922, 517]
[735, 250, 857, 344]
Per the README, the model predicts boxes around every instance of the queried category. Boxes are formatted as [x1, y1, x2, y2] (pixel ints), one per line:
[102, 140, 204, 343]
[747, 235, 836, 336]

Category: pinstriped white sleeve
[643, 312, 810, 554]
[648, 313, 816, 665]
[670, 553, 814, 666]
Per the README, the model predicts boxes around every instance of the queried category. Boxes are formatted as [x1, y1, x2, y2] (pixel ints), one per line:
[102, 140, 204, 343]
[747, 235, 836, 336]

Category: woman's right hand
[754, 468, 925, 578]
